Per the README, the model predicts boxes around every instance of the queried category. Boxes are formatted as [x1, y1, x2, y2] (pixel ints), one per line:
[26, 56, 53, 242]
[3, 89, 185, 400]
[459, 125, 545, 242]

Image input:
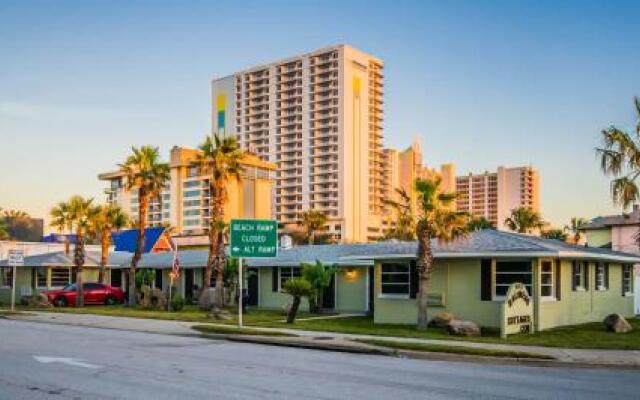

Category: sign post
[8, 249, 24, 311]
[230, 219, 278, 328]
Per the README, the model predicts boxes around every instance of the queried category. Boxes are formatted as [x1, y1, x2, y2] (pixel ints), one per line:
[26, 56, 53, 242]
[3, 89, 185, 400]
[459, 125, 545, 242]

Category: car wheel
[105, 295, 117, 306]
[54, 297, 68, 307]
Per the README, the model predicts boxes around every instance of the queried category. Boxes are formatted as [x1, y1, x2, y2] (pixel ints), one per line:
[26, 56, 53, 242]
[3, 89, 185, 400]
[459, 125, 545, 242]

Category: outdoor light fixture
[345, 268, 357, 281]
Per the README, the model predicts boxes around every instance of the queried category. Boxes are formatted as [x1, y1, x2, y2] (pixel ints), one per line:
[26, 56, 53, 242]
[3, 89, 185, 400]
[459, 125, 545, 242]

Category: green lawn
[355, 339, 554, 360]
[259, 316, 640, 350]
[19, 305, 303, 326]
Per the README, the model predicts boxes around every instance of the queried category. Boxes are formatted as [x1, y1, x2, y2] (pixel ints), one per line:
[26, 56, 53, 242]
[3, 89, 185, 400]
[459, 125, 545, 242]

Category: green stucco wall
[373, 259, 500, 326]
[256, 267, 368, 313]
[585, 229, 612, 247]
[536, 260, 634, 330]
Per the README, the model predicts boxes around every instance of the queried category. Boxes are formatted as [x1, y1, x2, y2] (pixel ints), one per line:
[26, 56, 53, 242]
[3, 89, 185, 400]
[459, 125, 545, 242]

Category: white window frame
[278, 266, 301, 292]
[622, 264, 634, 296]
[595, 263, 607, 291]
[573, 261, 587, 291]
[493, 260, 533, 301]
[50, 267, 72, 288]
[540, 260, 556, 300]
[379, 262, 410, 298]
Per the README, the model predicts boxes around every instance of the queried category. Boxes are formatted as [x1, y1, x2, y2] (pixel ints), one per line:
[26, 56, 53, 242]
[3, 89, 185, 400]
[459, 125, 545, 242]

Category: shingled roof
[0, 250, 132, 267]
[581, 208, 640, 230]
[121, 229, 640, 269]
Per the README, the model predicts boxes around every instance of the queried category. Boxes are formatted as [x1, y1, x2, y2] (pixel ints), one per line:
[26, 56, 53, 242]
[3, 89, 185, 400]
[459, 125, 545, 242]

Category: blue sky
[1, 0, 639, 228]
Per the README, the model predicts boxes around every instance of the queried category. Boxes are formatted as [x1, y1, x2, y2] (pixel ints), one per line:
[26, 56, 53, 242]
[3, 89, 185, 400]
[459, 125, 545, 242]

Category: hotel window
[183, 180, 201, 189]
[572, 261, 588, 291]
[540, 261, 555, 299]
[184, 190, 201, 198]
[0, 268, 13, 288]
[50, 267, 72, 288]
[35, 267, 47, 288]
[595, 263, 609, 291]
[279, 266, 301, 290]
[494, 261, 532, 298]
[622, 265, 633, 296]
[381, 263, 410, 296]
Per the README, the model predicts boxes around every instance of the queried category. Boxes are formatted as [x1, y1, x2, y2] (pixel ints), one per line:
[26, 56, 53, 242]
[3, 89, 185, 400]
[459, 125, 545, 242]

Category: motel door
[322, 274, 335, 309]
[247, 268, 259, 306]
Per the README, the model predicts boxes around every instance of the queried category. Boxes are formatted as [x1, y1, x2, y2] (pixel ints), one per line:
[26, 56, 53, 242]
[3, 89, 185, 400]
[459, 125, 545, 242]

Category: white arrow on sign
[33, 356, 102, 369]
[232, 247, 240, 252]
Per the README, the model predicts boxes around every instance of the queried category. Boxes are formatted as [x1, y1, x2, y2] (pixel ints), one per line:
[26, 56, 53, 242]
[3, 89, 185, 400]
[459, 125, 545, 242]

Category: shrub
[170, 294, 185, 312]
[301, 260, 336, 313]
[282, 278, 314, 324]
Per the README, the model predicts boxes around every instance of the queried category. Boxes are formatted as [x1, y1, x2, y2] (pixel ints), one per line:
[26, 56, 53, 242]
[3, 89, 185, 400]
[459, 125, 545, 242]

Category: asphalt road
[0, 319, 638, 400]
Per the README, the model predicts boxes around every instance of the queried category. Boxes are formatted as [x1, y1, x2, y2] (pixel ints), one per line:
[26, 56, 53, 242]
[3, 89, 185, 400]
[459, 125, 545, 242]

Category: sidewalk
[5, 311, 640, 368]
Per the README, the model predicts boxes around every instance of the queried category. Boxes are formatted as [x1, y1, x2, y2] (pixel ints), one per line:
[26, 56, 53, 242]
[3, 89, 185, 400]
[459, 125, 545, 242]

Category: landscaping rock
[447, 320, 481, 336]
[603, 314, 633, 333]
[138, 286, 167, 310]
[428, 312, 454, 328]
[210, 308, 232, 320]
[27, 293, 52, 308]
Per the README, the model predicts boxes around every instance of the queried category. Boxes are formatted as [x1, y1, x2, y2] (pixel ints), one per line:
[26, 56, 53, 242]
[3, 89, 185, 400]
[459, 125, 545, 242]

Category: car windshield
[63, 284, 77, 292]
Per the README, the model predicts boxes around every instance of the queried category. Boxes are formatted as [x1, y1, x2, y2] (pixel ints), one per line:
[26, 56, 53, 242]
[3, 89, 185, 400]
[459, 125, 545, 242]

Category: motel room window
[50, 267, 72, 288]
[595, 262, 609, 291]
[622, 265, 633, 296]
[279, 267, 301, 291]
[380, 263, 410, 296]
[572, 261, 589, 291]
[494, 261, 532, 299]
[540, 261, 555, 299]
[35, 267, 47, 288]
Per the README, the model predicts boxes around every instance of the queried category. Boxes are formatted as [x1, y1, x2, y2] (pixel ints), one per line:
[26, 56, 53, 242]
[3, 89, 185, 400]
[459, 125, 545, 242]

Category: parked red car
[43, 283, 125, 307]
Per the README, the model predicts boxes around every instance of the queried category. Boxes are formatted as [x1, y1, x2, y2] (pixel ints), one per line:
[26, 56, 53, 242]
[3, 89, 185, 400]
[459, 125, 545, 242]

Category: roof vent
[280, 235, 293, 249]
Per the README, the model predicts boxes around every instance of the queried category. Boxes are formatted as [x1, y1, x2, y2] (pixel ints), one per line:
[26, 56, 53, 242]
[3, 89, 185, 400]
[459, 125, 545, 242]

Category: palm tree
[541, 228, 568, 241]
[467, 216, 495, 231]
[195, 134, 244, 309]
[119, 146, 170, 306]
[2, 209, 30, 218]
[382, 188, 415, 240]
[52, 196, 100, 307]
[565, 217, 587, 243]
[596, 97, 640, 209]
[93, 204, 129, 283]
[0, 217, 9, 240]
[504, 207, 544, 234]
[50, 201, 73, 254]
[414, 176, 469, 330]
[299, 210, 328, 245]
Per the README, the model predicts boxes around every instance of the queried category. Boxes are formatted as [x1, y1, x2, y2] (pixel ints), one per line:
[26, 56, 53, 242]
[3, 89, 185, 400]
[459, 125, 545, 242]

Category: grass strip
[192, 324, 296, 337]
[356, 339, 555, 360]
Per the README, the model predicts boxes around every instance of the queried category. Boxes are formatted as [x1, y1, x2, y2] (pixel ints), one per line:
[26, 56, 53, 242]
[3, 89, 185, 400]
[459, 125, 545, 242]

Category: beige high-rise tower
[211, 45, 384, 242]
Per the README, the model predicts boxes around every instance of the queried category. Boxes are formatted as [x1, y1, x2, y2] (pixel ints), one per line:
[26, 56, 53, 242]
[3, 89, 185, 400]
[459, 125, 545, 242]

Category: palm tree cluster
[0, 208, 32, 240]
[50, 197, 129, 307]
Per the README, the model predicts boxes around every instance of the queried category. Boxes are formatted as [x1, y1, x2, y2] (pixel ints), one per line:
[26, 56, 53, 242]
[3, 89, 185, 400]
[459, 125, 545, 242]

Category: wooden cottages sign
[500, 282, 534, 338]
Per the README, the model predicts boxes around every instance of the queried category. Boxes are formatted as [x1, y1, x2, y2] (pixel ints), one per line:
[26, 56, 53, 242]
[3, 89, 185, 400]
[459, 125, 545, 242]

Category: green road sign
[230, 219, 278, 258]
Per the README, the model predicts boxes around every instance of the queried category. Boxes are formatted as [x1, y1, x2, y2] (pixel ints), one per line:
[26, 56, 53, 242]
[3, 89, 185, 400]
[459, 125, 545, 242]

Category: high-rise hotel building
[211, 45, 384, 242]
[454, 165, 540, 230]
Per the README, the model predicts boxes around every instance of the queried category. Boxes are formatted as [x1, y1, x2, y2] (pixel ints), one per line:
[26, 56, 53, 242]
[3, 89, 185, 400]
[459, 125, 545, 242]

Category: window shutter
[571, 261, 577, 291]
[584, 262, 589, 290]
[272, 268, 279, 292]
[480, 259, 492, 301]
[604, 263, 609, 290]
[622, 265, 627, 296]
[555, 259, 561, 300]
[410, 261, 418, 299]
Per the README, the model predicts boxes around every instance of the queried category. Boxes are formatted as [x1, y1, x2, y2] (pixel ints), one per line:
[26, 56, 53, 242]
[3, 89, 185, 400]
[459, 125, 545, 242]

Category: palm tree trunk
[287, 296, 301, 323]
[74, 232, 85, 307]
[416, 224, 433, 330]
[98, 227, 109, 284]
[214, 231, 225, 308]
[203, 224, 216, 290]
[129, 190, 148, 306]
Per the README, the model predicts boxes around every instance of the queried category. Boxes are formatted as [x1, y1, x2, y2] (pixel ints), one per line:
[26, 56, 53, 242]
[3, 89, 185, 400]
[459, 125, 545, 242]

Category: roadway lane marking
[33, 356, 102, 369]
